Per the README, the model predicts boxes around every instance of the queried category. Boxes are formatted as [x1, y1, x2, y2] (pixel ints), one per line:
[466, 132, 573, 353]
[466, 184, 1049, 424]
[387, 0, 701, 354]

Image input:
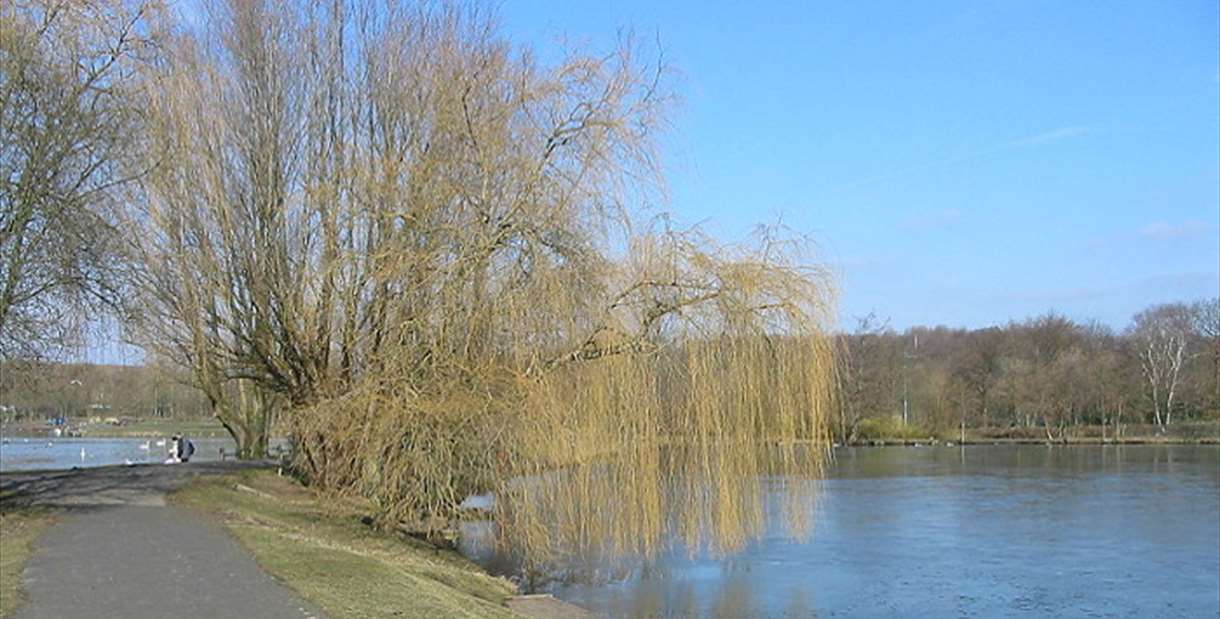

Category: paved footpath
[1, 462, 329, 619]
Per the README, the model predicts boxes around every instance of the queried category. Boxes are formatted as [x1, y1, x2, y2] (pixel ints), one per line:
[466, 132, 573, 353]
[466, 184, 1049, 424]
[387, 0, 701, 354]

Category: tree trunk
[237, 423, 269, 459]
[217, 411, 271, 459]
[213, 380, 274, 460]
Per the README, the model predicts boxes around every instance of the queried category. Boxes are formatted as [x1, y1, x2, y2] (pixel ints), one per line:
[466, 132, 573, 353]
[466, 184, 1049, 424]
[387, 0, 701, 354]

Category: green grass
[170, 471, 521, 618]
[854, 416, 946, 442]
[0, 509, 54, 617]
[79, 417, 232, 439]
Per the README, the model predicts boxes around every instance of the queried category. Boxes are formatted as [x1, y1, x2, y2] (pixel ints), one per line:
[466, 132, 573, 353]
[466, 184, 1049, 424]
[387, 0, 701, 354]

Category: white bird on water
[80, 447, 86, 462]
[139, 441, 151, 451]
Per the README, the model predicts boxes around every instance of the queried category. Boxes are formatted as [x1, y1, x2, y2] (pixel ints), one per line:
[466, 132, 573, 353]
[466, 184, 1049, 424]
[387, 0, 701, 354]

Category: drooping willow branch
[125, 0, 838, 564]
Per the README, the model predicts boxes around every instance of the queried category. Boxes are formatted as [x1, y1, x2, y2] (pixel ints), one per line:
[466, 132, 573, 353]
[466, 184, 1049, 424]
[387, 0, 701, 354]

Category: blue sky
[87, 1, 1220, 364]
[498, 0, 1220, 330]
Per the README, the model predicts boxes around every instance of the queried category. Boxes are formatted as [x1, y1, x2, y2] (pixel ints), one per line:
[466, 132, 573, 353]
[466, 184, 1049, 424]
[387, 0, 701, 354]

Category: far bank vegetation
[836, 300, 1219, 443]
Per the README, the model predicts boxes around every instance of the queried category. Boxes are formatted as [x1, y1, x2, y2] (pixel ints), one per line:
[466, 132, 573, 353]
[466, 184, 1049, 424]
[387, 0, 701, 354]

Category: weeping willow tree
[129, 0, 836, 563]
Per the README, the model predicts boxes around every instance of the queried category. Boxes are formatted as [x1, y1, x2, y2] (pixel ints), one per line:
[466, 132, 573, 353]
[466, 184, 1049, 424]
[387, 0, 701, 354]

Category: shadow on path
[0, 461, 278, 508]
[1, 462, 330, 619]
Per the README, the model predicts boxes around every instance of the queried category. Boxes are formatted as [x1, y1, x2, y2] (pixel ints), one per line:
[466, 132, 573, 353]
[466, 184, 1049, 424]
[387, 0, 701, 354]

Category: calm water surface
[471, 445, 1220, 618]
[0, 437, 239, 471]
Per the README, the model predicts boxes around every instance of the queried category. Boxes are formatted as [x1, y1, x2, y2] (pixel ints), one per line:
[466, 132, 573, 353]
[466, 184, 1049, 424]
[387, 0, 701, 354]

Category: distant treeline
[836, 299, 1219, 441]
[0, 362, 209, 421]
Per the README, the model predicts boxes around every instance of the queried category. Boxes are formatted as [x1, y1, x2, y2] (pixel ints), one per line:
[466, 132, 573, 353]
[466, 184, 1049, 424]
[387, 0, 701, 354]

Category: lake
[466, 445, 1220, 618]
[0, 437, 240, 472]
[4, 438, 1216, 617]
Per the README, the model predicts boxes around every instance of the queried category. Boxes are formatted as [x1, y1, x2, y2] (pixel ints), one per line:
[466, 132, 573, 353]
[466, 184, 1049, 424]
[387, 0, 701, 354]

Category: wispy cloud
[1138, 219, 1213, 241]
[830, 256, 884, 273]
[1007, 126, 1091, 148]
[992, 272, 1218, 314]
[902, 208, 962, 231]
[997, 286, 1107, 304]
[829, 125, 1094, 194]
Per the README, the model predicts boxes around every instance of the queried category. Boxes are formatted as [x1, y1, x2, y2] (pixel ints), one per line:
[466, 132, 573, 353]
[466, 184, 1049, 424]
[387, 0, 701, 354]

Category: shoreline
[0, 419, 235, 440]
[4, 442, 1214, 616]
[838, 436, 1220, 447]
[4, 438, 1216, 479]
[0, 462, 590, 618]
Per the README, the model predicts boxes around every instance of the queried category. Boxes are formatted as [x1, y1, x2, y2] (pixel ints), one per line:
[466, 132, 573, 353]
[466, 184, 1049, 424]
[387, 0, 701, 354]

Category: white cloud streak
[1007, 125, 1091, 148]
[829, 125, 1094, 194]
[1138, 220, 1213, 241]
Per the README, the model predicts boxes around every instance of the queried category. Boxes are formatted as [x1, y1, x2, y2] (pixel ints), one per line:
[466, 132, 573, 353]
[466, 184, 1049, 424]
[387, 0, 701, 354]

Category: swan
[154, 439, 166, 447]
[139, 441, 151, 450]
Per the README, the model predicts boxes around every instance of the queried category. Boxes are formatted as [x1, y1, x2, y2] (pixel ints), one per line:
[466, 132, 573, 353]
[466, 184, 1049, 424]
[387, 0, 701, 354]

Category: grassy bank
[78, 417, 234, 439]
[0, 509, 54, 617]
[170, 470, 522, 618]
[845, 419, 1220, 446]
[1, 417, 235, 439]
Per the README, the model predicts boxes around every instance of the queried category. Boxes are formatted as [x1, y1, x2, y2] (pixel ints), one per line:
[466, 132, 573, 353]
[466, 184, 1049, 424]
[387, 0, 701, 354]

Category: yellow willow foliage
[507, 336, 835, 563]
[292, 229, 836, 565]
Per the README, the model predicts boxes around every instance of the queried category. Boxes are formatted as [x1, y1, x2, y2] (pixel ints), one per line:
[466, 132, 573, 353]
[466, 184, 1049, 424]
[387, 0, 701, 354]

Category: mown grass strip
[171, 471, 520, 618]
[0, 508, 54, 618]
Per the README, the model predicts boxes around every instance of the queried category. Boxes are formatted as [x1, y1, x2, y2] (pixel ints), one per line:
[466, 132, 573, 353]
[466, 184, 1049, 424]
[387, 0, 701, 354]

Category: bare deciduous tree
[837, 313, 897, 441]
[1190, 298, 1219, 415]
[0, 0, 159, 359]
[1129, 303, 1196, 429]
[952, 326, 1003, 428]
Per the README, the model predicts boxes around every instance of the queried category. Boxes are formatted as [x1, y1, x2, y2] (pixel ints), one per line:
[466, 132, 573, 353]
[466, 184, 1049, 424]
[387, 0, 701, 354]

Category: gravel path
[2, 462, 329, 619]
